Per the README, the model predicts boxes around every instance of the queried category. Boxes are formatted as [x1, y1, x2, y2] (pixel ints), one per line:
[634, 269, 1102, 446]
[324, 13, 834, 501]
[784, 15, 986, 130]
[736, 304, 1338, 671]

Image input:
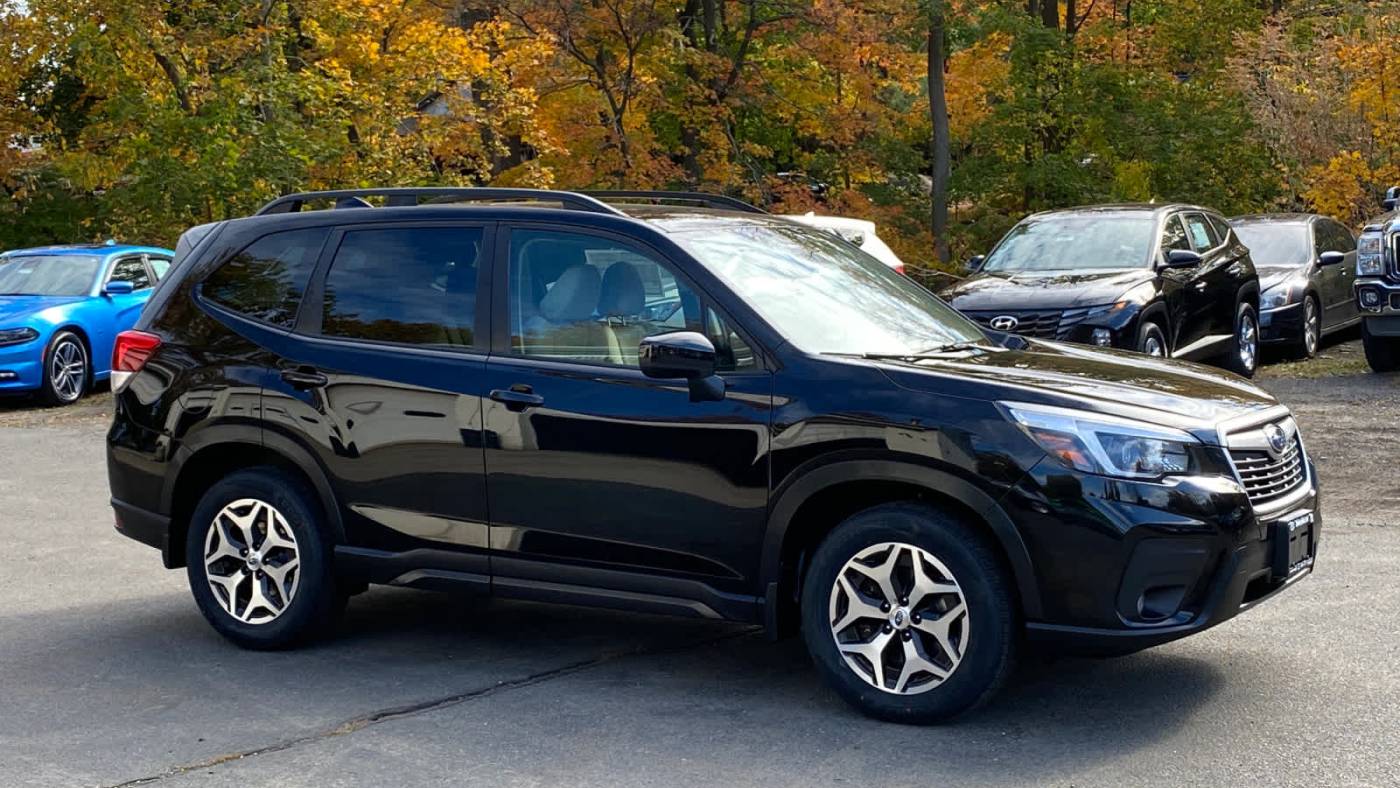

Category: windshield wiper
[825, 342, 1001, 361]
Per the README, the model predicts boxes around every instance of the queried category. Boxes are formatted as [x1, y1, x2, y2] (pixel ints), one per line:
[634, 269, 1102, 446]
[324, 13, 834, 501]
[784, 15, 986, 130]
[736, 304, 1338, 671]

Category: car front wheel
[800, 502, 1016, 724]
[185, 467, 344, 649]
[1362, 321, 1400, 372]
[1137, 320, 1168, 358]
[39, 330, 89, 406]
[1223, 302, 1259, 378]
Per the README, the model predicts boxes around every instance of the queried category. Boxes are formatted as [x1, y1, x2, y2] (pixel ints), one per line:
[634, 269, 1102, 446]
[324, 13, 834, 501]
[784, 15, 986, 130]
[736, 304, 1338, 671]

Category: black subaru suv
[107, 188, 1318, 723]
[940, 204, 1261, 377]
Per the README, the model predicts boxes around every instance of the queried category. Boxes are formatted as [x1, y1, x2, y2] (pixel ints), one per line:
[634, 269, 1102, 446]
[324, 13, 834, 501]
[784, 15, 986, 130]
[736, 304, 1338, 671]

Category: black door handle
[280, 367, 328, 389]
[490, 385, 544, 411]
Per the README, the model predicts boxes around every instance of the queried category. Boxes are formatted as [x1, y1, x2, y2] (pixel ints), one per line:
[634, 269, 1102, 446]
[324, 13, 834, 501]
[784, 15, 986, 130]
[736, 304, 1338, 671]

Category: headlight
[0, 327, 39, 347]
[1358, 233, 1384, 276]
[1003, 402, 1198, 480]
[1260, 282, 1298, 310]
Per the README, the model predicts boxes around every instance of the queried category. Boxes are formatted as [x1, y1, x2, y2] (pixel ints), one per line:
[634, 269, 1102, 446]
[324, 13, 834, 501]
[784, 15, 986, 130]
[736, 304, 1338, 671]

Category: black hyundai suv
[107, 188, 1317, 723]
[940, 204, 1261, 377]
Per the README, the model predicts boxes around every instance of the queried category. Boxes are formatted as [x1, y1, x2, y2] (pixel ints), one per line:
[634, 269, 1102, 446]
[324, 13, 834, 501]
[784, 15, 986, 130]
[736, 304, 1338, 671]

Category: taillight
[893, 263, 907, 275]
[112, 330, 161, 392]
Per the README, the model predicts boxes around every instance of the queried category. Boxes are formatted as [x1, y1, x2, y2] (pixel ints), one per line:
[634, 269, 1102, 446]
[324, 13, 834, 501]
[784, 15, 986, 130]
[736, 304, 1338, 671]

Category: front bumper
[1259, 301, 1303, 344]
[1008, 452, 1319, 656]
[0, 336, 44, 392]
[1355, 278, 1400, 323]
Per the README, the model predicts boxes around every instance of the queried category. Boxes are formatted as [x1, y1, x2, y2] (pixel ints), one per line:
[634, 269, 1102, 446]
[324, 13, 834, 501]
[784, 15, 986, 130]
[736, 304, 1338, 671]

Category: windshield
[983, 213, 1157, 272]
[1231, 223, 1311, 266]
[671, 222, 985, 356]
[0, 255, 102, 296]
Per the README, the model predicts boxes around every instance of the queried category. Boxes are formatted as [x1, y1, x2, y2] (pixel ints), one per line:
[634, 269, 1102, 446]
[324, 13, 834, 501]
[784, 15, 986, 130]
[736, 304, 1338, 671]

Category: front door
[481, 225, 772, 612]
[260, 223, 494, 584]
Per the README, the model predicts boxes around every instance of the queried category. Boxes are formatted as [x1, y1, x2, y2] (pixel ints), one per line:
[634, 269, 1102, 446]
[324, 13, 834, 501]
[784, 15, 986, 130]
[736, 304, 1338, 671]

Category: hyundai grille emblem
[990, 315, 1019, 331]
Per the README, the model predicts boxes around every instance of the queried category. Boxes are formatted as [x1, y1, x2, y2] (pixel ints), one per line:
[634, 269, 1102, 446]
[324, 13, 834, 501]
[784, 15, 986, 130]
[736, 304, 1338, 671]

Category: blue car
[0, 243, 175, 404]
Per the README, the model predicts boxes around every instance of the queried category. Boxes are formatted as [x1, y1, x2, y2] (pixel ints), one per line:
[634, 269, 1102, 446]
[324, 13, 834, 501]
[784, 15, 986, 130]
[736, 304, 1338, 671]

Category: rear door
[259, 222, 495, 584]
[480, 223, 773, 612]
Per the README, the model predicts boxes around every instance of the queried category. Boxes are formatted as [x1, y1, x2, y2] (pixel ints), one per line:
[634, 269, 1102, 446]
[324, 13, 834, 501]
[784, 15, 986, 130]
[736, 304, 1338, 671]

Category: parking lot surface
[2, 369, 1398, 787]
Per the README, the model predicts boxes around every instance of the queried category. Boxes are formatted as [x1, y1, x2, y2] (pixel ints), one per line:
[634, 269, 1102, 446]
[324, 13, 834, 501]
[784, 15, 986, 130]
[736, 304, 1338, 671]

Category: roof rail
[582, 190, 766, 214]
[254, 188, 625, 216]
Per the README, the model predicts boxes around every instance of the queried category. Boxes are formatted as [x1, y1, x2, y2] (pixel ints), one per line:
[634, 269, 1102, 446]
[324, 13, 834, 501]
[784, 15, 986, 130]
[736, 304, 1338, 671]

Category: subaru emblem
[1264, 423, 1288, 455]
[989, 315, 1019, 331]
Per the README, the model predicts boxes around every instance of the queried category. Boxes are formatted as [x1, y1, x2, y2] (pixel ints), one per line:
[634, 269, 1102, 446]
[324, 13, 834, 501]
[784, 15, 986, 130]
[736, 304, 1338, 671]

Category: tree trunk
[1041, 0, 1059, 28]
[928, 6, 951, 267]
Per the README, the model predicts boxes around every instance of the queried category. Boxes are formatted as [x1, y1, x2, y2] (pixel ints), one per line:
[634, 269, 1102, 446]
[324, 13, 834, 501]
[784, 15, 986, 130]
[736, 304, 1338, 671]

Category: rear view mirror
[1384, 186, 1399, 211]
[104, 280, 135, 295]
[1318, 251, 1346, 266]
[1163, 249, 1202, 268]
[965, 255, 986, 273]
[639, 332, 725, 402]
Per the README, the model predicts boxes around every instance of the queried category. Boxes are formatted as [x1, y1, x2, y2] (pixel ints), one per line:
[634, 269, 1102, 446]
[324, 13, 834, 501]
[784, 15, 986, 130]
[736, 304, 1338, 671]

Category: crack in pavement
[103, 626, 760, 787]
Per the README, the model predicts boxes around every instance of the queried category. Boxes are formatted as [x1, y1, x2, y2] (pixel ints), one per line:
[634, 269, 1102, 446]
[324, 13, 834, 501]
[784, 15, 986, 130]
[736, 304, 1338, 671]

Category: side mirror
[1319, 250, 1347, 266]
[965, 255, 986, 273]
[104, 280, 135, 295]
[1163, 249, 1202, 268]
[639, 331, 724, 402]
[1384, 185, 1399, 211]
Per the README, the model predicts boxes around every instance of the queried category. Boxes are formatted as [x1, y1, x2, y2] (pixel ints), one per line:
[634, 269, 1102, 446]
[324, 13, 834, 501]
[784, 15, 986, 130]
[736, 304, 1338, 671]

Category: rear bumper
[111, 497, 176, 567]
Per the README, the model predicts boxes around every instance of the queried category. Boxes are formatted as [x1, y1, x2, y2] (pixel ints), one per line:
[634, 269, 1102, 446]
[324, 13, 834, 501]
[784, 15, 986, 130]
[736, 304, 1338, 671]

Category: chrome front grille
[1390, 231, 1399, 282]
[1224, 415, 1309, 512]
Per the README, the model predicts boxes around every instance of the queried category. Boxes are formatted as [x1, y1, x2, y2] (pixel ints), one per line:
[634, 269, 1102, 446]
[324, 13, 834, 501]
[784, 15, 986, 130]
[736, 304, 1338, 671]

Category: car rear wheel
[185, 467, 343, 649]
[1137, 320, 1168, 358]
[1223, 302, 1259, 378]
[1362, 321, 1400, 372]
[38, 331, 88, 406]
[800, 502, 1016, 724]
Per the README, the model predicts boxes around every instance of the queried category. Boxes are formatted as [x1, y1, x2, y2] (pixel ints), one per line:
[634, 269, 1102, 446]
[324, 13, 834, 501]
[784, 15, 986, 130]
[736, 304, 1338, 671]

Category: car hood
[875, 340, 1278, 443]
[0, 295, 85, 324]
[1255, 264, 1309, 292]
[939, 268, 1153, 310]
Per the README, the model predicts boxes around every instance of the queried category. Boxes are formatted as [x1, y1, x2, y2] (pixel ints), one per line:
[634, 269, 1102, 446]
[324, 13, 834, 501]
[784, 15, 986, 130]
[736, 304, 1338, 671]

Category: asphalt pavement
[1, 373, 1398, 787]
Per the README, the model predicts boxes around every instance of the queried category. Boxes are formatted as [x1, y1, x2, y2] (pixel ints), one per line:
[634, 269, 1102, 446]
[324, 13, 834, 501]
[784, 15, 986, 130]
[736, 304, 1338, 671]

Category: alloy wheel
[828, 542, 969, 695]
[49, 339, 85, 402]
[1304, 298, 1320, 356]
[1239, 312, 1258, 372]
[203, 498, 302, 624]
[1143, 334, 1165, 357]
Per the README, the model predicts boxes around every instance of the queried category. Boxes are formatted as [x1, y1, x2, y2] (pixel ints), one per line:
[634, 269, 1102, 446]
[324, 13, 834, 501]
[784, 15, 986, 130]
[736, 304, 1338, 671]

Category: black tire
[1222, 302, 1259, 378]
[800, 502, 1016, 724]
[1362, 320, 1400, 372]
[185, 467, 344, 649]
[1136, 319, 1168, 358]
[38, 330, 89, 406]
[1288, 294, 1320, 361]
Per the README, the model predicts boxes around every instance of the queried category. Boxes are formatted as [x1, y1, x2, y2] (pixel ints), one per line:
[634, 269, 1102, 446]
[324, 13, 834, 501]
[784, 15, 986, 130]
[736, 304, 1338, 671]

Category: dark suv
[107, 188, 1318, 723]
[940, 205, 1261, 377]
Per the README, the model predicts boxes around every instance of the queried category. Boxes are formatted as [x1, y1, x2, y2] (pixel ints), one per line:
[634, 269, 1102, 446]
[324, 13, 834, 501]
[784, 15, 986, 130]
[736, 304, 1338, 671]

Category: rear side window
[321, 226, 482, 347]
[202, 228, 329, 327]
[149, 257, 172, 280]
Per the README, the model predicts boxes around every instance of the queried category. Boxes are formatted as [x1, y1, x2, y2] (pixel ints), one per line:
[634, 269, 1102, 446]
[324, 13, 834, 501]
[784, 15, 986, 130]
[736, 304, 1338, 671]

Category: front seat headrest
[540, 264, 601, 322]
[598, 262, 645, 317]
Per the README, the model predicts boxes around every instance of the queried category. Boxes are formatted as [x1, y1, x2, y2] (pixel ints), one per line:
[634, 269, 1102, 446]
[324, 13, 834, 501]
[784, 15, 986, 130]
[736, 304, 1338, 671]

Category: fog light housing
[1091, 328, 1113, 346]
[0, 371, 16, 380]
[1359, 287, 1384, 311]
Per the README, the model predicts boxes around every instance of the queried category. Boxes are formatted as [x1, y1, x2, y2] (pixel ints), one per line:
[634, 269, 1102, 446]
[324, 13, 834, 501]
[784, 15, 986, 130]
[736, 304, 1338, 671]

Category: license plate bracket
[1271, 512, 1314, 579]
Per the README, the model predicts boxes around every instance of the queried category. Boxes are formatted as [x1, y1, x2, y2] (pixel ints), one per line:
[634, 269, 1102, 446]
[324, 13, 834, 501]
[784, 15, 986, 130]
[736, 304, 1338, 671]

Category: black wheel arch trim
[163, 421, 348, 557]
[759, 458, 1043, 620]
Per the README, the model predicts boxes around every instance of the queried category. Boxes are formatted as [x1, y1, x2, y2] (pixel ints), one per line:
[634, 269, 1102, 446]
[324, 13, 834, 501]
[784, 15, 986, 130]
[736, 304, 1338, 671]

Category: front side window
[108, 257, 151, 290]
[983, 213, 1159, 272]
[1182, 214, 1218, 251]
[671, 221, 985, 357]
[202, 228, 329, 327]
[1161, 216, 1192, 253]
[0, 255, 102, 296]
[321, 226, 482, 347]
[507, 229, 757, 370]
